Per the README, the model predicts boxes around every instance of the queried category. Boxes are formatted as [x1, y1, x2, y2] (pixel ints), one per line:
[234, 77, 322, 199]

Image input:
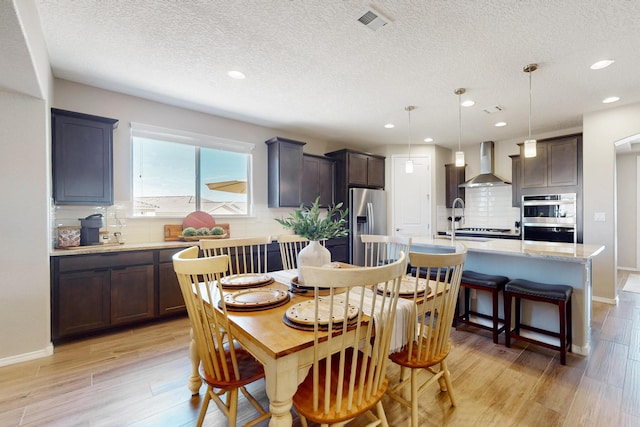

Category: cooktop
[455, 227, 511, 233]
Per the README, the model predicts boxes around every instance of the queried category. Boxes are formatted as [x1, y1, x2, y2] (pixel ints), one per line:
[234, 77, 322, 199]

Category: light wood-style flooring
[2, 273, 640, 426]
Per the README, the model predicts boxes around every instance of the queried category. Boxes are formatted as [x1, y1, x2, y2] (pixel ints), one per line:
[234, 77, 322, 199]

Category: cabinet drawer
[58, 251, 154, 272]
[158, 247, 186, 263]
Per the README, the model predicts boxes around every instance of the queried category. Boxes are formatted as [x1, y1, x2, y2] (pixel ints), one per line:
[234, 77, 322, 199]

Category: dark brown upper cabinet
[52, 108, 119, 205]
[445, 163, 466, 207]
[302, 154, 335, 207]
[265, 137, 306, 207]
[520, 134, 581, 190]
[325, 149, 385, 205]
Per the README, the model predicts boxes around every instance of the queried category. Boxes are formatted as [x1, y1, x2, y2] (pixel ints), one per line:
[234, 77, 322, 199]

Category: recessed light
[384, 123, 395, 129]
[227, 70, 246, 79]
[590, 59, 615, 70]
[461, 100, 475, 107]
[495, 121, 507, 127]
[423, 137, 433, 142]
[602, 96, 620, 104]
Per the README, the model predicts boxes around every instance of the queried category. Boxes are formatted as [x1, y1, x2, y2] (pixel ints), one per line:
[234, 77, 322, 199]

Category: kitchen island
[411, 237, 604, 356]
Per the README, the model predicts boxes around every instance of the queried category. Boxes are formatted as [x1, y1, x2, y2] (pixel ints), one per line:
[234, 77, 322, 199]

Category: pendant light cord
[528, 67, 532, 140]
[408, 107, 411, 159]
[458, 93, 462, 151]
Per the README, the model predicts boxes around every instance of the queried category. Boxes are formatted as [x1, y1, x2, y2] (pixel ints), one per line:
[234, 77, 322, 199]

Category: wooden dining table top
[211, 270, 445, 360]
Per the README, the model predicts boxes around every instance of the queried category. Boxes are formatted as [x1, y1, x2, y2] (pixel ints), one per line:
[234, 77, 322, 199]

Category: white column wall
[584, 102, 640, 302]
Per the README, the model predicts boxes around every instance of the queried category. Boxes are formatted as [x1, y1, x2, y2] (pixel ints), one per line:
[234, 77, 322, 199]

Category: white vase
[297, 240, 331, 284]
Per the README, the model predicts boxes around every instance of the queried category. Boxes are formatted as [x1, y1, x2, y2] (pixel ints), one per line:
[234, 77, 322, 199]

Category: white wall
[0, 0, 53, 364]
[52, 79, 344, 242]
[584, 102, 640, 302]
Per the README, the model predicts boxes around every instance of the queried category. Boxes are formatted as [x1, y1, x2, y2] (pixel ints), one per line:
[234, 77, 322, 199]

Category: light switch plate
[594, 212, 606, 222]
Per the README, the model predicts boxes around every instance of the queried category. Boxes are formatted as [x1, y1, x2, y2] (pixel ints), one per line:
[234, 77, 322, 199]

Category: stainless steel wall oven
[522, 193, 577, 243]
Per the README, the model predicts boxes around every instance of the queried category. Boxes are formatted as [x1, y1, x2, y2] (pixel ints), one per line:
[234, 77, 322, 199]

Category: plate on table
[377, 275, 431, 297]
[285, 298, 358, 326]
[221, 287, 289, 311]
[289, 276, 341, 296]
[219, 273, 273, 288]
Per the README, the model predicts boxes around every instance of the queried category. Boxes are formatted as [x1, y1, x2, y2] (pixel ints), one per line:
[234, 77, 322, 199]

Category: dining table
[186, 268, 425, 427]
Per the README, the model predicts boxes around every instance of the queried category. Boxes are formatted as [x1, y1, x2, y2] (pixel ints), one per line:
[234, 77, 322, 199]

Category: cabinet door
[445, 164, 465, 207]
[158, 262, 186, 316]
[548, 137, 578, 186]
[302, 155, 334, 207]
[347, 152, 369, 186]
[266, 137, 305, 207]
[111, 264, 155, 325]
[510, 155, 521, 207]
[56, 270, 110, 339]
[367, 156, 385, 188]
[326, 238, 348, 263]
[52, 109, 118, 205]
[521, 142, 548, 188]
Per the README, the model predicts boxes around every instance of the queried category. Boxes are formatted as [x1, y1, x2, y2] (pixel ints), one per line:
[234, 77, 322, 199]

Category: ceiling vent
[482, 105, 505, 114]
[357, 8, 390, 31]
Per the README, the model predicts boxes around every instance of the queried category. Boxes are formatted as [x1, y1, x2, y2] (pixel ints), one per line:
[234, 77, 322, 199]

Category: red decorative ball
[183, 211, 215, 230]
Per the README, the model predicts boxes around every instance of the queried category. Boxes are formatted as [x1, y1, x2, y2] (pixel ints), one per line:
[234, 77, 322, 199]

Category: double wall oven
[521, 193, 577, 243]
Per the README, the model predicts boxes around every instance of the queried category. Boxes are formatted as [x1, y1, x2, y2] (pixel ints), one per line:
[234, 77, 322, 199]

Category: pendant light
[523, 64, 538, 158]
[454, 88, 465, 167]
[405, 105, 415, 173]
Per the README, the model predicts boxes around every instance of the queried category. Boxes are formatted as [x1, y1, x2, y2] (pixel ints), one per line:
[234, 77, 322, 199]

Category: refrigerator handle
[367, 202, 374, 234]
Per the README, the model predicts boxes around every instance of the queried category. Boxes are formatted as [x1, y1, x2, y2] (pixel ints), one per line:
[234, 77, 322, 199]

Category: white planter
[297, 240, 331, 284]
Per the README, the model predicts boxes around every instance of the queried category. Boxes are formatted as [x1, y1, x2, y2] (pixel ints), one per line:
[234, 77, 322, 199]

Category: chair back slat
[277, 234, 314, 270]
[295, 252, 407, 421]
[200, 236, 271, 275]
[361, 234, 412, 267]
[173, 246, 239, 383]
[405, 248, 466, 364]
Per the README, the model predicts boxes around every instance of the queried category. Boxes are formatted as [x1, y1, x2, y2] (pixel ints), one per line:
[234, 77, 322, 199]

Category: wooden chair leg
[197, 386, 213, 427]
[442, 359, 456, 406]
[514, 296, 521, 335]
[504, 292, 512, 348]
[559, 300, 567, 365]
[492, 288, 500, 343]
[411, 369, 419, 427]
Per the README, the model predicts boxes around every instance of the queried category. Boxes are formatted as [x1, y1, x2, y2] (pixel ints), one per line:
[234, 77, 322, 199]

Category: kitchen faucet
[451, 197, 465, 242]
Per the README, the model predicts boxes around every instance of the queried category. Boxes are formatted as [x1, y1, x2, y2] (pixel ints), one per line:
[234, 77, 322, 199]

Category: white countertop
[50, 236, 605, 263]
[50, 241, 195, 256]
[412, 236, 605, 262]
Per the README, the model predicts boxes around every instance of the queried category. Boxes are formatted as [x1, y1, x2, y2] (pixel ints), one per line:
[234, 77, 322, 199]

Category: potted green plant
[275, 196, 348, 282]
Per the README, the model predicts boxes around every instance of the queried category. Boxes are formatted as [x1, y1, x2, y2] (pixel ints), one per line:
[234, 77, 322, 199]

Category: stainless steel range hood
[459, 141, 511, 188]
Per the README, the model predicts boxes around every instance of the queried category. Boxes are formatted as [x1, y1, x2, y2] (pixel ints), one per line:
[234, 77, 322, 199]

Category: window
[131, 123, 254, 217]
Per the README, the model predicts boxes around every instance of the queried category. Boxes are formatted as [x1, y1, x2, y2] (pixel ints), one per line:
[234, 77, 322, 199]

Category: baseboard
[592, 294, 618, 305]
[0, 343, 54, 367]
[571, 342, 590, 357]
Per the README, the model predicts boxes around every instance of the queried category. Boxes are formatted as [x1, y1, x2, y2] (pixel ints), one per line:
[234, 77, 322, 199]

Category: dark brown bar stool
[504, 279, 573, 365]
[456, 271, 509, 344]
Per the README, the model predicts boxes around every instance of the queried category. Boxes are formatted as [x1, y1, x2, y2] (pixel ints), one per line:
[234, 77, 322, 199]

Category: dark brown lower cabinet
[57, 269, 110, 338]
[110, 265, 154, 325]
[51, 240, 349, 342]
[158, 248, 186, 316]
[52, 250, 156, 342]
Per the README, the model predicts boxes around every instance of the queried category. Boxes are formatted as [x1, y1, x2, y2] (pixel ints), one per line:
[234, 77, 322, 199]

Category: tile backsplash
[51, 201, 298, 247]
[437, 186, 521, 232]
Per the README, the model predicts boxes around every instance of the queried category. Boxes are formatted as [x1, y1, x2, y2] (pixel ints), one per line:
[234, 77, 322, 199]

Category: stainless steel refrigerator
[349, 188, 387, 266]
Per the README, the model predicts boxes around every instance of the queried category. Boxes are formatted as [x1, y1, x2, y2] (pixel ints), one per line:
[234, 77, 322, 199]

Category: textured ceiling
[32, 0, 640, 150]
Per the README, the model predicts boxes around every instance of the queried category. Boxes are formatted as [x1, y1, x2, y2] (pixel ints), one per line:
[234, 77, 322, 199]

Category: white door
[392, 155, 431, 238]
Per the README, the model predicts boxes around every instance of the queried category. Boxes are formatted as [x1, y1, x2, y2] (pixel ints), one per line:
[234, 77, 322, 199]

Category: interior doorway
[391, 155, 431, 238]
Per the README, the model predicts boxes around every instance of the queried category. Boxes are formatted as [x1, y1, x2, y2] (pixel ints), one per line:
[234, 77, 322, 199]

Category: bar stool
[504, 278, 573, 365]
[456, 271, 509, 344]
